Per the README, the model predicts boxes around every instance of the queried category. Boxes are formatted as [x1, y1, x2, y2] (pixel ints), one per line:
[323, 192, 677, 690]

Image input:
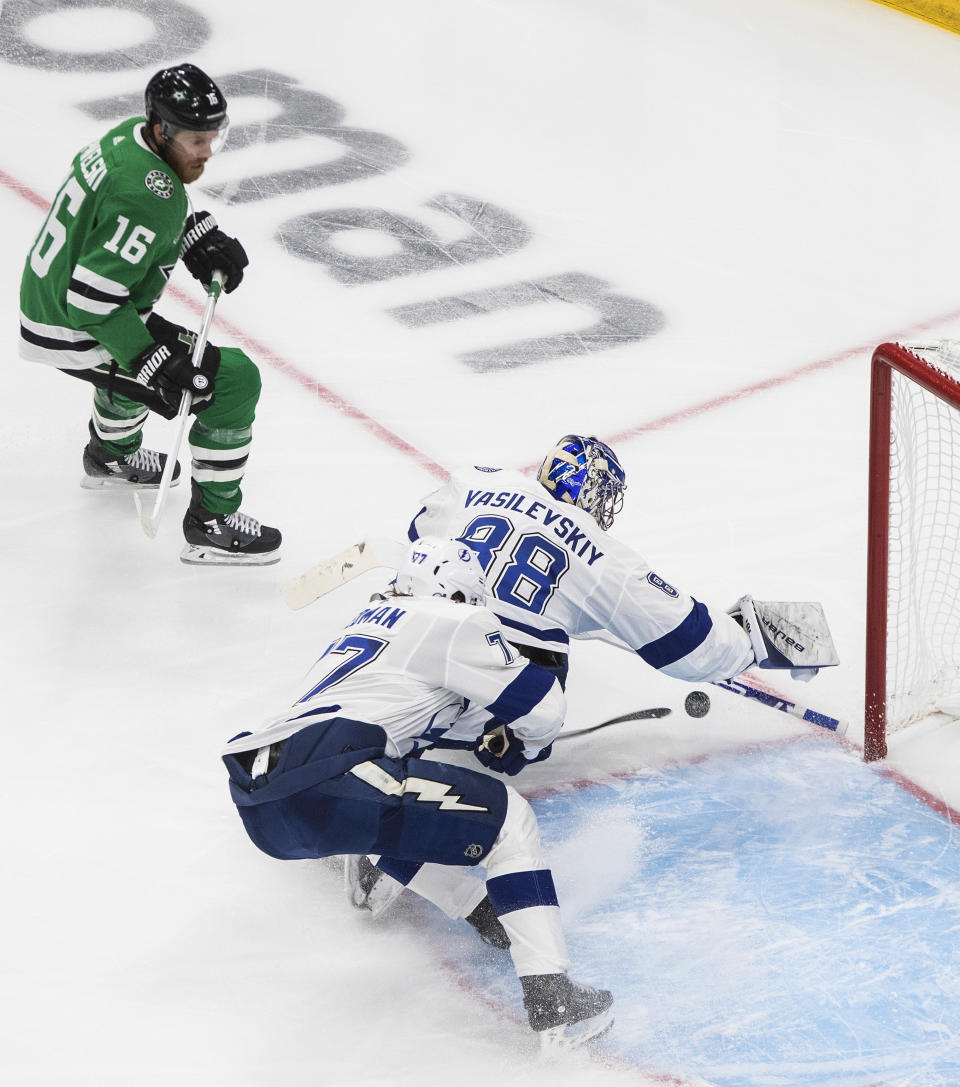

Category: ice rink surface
[4, 1, 960, 1084]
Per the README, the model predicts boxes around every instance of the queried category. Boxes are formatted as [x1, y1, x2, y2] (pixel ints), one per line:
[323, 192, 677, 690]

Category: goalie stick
[713, 676, 848, 736]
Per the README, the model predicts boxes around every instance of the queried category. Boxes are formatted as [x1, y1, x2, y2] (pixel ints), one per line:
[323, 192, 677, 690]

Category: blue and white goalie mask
[392, 536, 487, 605]
[537, 434, 626, 530]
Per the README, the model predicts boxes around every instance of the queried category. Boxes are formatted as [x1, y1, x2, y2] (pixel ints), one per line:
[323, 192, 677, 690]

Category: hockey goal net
[865, 342, 960, 761]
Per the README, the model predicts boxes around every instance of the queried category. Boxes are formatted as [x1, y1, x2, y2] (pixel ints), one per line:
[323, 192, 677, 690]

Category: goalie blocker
[733, 597, 839, 681]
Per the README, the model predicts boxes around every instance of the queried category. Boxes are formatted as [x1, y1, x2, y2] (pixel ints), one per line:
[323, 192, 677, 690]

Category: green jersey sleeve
[20, 117, 188, 370]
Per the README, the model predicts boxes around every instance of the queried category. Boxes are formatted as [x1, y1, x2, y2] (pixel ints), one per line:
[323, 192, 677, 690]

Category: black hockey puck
[684, 690, 711, 718]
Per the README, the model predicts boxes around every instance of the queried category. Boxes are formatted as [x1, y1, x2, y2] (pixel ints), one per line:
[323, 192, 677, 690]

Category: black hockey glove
[474, 723, 553, 776]
[131, 334, 216, 419]
[180, 211, 248, 294]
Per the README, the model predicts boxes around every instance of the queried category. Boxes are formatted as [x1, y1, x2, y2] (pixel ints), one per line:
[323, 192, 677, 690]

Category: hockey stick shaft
[135, 272, 224, 539]
[556, 706, 671, 741]
[712, 676, 848, 735]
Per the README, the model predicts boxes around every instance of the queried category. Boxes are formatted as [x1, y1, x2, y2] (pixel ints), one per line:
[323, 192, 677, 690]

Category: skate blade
[81, 475, 180, 491]
[180, 543, 281, 567]
[344, 855, 365, 907]
[539, 1009, 614, 1054]
[343, 855, 405, 917]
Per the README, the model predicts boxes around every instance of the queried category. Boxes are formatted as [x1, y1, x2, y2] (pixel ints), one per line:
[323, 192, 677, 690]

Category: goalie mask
[537, 434, 626, 530]
[392, 537, 486, 605]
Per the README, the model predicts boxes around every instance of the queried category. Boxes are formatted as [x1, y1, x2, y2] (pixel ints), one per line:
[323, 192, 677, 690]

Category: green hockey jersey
[19, 117, 188, 372]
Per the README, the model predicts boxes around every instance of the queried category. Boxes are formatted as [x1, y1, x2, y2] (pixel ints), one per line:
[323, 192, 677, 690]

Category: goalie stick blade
[713, 677, 848, 736]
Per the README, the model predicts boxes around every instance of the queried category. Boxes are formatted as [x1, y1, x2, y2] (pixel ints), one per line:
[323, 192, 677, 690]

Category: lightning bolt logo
[350, 763, 488, 812]
[404, 777, 488, 812]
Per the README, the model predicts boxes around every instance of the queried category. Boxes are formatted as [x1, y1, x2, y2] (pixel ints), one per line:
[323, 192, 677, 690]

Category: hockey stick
[712, 676, 848, 736]
[134, 272, 224, 539]
[282, 538, 405, 609]
[556, 706, 671, 742]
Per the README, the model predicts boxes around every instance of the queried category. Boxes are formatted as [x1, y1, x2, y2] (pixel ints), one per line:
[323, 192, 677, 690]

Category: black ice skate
[181, 484, 281, 566]
[82, 425, 180, 490]
[466, 896, 511, 950]
[520, 972, 614, 1051]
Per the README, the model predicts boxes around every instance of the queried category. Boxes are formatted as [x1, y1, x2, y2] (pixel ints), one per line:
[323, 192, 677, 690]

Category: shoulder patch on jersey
[647, 572, 679, 597]
[145, 169, 175, 199]
[473, 465, 501, 473]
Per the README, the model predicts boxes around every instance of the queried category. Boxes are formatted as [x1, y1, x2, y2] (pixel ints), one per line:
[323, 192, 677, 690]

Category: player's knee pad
[199, 347, 261, 427]
[484, 787, 545, 878]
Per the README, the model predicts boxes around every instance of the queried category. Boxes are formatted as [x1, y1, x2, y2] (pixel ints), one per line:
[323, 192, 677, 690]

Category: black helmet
[144, 63, 228, 135]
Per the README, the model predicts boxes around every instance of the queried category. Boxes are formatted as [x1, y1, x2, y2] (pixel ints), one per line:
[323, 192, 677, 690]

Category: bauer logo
[145, 169, 174, 199]
[761, 615, 806, 653]
[647, 572, 678, 597]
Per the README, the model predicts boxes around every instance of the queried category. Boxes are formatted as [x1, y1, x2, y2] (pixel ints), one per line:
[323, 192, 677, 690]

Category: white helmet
[392, 536, 486, 605]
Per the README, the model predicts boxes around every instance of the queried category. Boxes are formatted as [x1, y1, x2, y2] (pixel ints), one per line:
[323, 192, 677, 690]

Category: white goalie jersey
[408, 466, 754, 683]
[223, 594, 564, 760]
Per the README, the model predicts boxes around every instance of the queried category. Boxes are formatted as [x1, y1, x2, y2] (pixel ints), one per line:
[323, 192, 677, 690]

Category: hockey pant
[65, 313, 261, 516]
[223, 717, 570, 978]
[373, 792, 570, 977]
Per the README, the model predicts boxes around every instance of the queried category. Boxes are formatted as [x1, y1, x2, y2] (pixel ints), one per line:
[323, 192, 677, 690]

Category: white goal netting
[886, 343, 960, 730]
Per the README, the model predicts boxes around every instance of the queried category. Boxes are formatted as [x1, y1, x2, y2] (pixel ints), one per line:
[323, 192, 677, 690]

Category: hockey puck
[684, 690, 711, 718]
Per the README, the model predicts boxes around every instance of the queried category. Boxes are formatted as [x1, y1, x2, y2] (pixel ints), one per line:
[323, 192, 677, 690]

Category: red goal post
[866, 342, 960, 761]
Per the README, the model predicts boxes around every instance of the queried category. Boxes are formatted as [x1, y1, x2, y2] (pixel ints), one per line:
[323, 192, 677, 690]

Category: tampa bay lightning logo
[647, 572, 678, 597]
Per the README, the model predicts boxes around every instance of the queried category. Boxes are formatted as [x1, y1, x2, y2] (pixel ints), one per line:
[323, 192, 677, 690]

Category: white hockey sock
[404, 862, 488, 920]
[483, 789, 570, 977]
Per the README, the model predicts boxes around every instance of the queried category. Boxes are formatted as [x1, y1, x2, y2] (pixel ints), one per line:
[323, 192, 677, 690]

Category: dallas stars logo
[145, 169, 174, 199]
[171, 90, 188, 102]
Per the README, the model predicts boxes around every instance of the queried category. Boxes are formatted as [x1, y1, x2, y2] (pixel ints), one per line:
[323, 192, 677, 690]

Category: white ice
[4, 1, 960, 1084]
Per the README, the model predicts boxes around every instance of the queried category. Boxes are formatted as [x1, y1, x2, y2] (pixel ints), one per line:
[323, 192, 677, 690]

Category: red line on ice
[11, 165, 960, 820]
[2, 168, 449, 482]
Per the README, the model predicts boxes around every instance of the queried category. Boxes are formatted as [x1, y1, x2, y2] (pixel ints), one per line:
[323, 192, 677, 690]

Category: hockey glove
[131, 334, 216, 419]
[181, 211, 248, 294]
[730, 597, 840, 681]
[474, 723, 553, 776]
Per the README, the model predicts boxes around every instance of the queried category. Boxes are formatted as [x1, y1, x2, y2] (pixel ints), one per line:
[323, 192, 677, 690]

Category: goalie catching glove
[474, 722, 553, 776]
[180, 211, 248, 294]
[732, 596, 839, 682]
[131, 332, 217, 419]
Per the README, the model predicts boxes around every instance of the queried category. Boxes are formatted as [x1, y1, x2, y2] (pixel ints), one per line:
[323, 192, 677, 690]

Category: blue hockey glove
[474, 723, 552, 776]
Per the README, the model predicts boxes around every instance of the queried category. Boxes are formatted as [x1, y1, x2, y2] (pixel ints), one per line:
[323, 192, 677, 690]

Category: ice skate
[465, 895, 511, 950]
[520, 973, 614, 1052]
[344, 855, 405, 918]
[181, 484, 281, 566]
[82, 425, 180, 490]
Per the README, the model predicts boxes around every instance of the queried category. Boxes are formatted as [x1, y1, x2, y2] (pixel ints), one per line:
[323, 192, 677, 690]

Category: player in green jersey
[19, 64, 280, 565]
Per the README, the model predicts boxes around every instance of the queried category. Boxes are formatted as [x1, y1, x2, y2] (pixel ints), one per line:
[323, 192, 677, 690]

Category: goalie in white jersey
[407, 434, 754, 685]
[222, 536, 613, 1050]
[351, 434, 838, 921]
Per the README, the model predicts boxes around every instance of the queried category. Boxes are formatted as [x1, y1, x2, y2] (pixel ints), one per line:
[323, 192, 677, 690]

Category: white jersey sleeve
[223, 596, 564, 759]
[407, 465, 753, 683]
